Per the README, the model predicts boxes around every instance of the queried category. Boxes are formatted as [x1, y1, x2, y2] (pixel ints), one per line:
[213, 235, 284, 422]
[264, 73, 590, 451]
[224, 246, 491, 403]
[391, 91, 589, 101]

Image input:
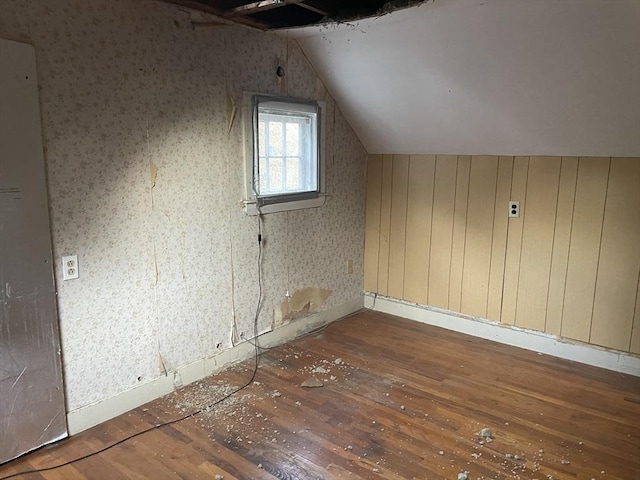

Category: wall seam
[459, 157, 471, 310]
[374, 156, 384, 294]
[386, 156, 393, 296]
[629, 267, 640, 352]
[446, 156, 460, 310]
[147, 117, 162, 370]
[543, 158, 564, 333]
[512, 157, 530, 327]
[498, 157, 515, 325]
[385, 156, 394, 295]
[560, 157, 581, 336]
[401, 156, 410, 300]
[426, 156, 437, 303]
[588, 157, 612, 343]
[485, 157, 501, 318]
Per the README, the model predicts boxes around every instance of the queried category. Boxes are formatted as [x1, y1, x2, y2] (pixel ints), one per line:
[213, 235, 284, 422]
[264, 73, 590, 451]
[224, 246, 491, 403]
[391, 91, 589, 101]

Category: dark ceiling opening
[165, 0, 425, 30]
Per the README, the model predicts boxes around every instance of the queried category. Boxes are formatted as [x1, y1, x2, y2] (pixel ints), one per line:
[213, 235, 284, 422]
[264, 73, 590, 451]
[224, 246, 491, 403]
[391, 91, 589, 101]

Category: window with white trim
[243, 93, 326, 215]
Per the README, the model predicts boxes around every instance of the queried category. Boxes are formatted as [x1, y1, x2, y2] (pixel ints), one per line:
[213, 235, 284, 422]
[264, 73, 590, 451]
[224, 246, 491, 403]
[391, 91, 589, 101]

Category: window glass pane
[258, 121, 266, 157]
[286, 157, 300, 191]
[269, 157, 283, 192]
[286, 123, 299, 156]
[258, 157, 267, 193]
[268, 121, 283, 156]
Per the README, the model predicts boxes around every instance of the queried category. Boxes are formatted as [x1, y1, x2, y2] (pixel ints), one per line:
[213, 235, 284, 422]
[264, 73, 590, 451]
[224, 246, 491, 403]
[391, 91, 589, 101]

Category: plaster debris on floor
[300, 377, 324, 388]
[158, 338, 600, 479]
[480, 427, 492, 440]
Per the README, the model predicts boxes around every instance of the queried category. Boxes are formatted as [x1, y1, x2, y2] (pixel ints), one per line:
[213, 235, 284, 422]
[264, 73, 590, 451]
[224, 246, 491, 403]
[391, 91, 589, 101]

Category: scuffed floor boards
[2, 311, 639, 479]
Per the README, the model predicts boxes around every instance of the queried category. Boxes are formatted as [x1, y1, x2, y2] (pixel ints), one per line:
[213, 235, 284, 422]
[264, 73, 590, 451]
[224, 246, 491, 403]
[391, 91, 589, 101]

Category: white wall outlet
[509, 201, 520, 218]
[62, 255, 79, 280]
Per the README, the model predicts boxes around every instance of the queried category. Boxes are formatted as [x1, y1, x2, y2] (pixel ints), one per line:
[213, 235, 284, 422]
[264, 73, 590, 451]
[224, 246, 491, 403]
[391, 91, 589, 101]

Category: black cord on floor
[0, 220, 265, 480]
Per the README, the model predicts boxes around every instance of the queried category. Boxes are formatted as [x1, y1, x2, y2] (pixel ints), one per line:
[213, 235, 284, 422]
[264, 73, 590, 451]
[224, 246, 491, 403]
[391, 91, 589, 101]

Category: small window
[243, 93, 326, 215]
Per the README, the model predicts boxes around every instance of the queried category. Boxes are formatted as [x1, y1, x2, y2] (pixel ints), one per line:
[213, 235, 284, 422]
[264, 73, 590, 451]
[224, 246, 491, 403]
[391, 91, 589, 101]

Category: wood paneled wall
[364, 155, 640, 354]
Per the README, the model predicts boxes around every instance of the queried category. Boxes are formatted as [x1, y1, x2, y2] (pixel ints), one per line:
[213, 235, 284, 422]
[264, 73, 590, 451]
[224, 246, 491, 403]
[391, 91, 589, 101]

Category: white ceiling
[287, 0, 640, 156]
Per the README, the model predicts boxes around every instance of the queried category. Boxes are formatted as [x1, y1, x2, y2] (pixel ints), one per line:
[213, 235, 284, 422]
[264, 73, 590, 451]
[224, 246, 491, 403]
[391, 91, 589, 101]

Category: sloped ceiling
[288, 0, 640, 156]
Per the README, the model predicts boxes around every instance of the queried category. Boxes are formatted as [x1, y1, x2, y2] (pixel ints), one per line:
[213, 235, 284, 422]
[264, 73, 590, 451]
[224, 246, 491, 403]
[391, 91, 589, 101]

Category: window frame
[242, 92, 326, 215]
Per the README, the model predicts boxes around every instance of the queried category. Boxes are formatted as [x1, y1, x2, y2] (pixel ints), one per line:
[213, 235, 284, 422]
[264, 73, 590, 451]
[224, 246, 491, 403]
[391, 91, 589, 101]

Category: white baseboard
[365, 294, 640, 378]
[66, 295, 364, 435]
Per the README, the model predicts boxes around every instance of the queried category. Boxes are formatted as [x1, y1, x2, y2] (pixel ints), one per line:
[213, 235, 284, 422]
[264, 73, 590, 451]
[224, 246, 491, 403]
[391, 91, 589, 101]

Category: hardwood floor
[1, 310, 639, 479]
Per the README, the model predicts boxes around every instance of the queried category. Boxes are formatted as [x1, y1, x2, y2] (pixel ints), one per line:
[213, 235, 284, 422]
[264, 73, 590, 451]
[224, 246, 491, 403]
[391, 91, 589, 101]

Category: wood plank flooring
[1, 310, 639, 479]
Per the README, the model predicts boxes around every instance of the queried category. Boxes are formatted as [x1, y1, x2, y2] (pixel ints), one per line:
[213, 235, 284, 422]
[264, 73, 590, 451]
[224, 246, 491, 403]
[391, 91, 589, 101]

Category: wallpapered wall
[0, 0, 367, 411]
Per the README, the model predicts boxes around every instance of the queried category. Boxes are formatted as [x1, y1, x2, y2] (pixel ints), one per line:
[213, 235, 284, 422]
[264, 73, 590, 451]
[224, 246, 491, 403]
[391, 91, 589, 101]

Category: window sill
[243, 195, 327, 215]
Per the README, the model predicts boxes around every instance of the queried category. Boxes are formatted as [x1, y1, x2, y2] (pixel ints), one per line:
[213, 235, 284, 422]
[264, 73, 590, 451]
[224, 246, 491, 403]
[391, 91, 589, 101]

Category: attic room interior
[0, 0, 639, 478]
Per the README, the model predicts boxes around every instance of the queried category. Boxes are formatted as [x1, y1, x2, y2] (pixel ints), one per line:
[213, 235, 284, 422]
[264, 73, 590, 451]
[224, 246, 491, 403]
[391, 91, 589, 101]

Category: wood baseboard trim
[66, 295, 364, 435]
[365, 294, 640, 377]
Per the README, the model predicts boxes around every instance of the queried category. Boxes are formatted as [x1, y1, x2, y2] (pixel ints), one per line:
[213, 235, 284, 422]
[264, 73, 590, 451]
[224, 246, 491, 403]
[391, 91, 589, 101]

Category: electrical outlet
[62, 255, 79, 280]
[347, 259, 354, 274]
[508, 201, 520, 218]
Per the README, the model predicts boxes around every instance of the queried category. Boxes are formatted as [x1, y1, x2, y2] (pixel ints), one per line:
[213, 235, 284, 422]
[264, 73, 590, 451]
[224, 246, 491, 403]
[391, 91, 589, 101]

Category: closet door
[0, 38, 67, 464]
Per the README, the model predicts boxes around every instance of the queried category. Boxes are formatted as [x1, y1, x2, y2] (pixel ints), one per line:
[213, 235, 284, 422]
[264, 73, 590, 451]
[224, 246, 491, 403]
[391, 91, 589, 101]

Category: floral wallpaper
[0, 0, 367, 411]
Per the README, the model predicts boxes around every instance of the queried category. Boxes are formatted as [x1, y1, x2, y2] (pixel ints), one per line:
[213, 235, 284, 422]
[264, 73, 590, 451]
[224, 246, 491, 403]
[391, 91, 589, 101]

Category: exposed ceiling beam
[295, 1, 331, 17]
[164, 0, 269, 29]
[228, 0, 332, 18]
[228, 0, 287, 18]
[227, 0, 304, 18]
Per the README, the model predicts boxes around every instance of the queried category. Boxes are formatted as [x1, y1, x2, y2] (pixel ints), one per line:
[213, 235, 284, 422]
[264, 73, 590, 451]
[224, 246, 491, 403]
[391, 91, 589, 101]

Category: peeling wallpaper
[0, 0, 367, 411]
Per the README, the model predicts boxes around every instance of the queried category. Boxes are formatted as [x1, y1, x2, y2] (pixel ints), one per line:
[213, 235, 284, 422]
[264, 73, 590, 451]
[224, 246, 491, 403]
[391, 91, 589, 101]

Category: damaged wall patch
[274, 287, 331, 328]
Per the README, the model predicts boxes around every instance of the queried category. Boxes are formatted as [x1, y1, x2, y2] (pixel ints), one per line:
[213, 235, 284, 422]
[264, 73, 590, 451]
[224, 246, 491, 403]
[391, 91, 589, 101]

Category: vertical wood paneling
[631, 278, 640, 354]
[428, 155, 458, 309]
[590, 158, 640, 350]
[387, 155, 410, 299]
[514, 157, 561, 331]
[449, 156, 471, 313]
[376, 155, 394, 296]
[501, 157, 529, 325]
[545, 157, 579, 335]
[403, 155, 436, 304]
[449, 155, 471, 312]
[461, 156, 499, 318]
[561, 157, 610, 342]
[364, 153, 639, 354]
[486, 157, 513, 321]
[363, 155, 383, 292]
